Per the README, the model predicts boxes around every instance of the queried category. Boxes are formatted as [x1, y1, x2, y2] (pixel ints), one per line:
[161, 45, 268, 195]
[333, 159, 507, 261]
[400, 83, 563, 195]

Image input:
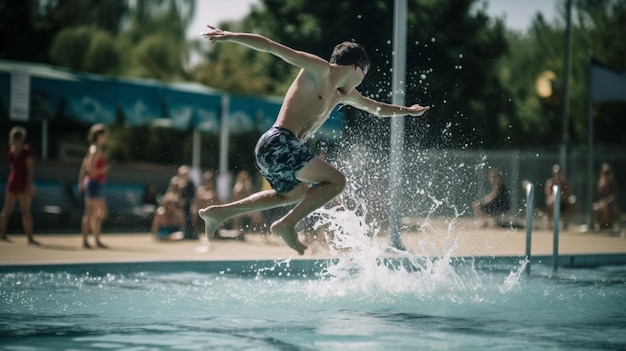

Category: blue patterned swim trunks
[254, 126, 315, 194]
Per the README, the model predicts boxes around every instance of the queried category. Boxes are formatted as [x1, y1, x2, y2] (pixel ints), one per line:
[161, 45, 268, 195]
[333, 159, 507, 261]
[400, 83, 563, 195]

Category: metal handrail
[525, 182, 534, 276]
[552, 185, 561, 273]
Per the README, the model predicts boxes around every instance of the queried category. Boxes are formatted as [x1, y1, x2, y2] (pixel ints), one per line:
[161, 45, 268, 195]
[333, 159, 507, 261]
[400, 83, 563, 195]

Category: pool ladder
[524, 183, 561, 276]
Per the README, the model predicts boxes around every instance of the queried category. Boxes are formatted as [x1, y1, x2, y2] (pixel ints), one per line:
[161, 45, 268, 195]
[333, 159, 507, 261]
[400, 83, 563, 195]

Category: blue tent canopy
[0, 59, 345, 136]
[229, 95, 282, 133]
[160, 82, 222, 132]
[62, 76, 119, 125]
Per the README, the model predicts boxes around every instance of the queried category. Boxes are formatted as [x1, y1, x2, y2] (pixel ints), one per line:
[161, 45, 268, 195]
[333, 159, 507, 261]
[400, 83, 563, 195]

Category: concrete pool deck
[1, 218, 625, 267]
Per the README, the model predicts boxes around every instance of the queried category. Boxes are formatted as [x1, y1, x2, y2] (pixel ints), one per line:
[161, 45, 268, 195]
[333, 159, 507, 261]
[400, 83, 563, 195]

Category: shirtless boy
[200, 25, 430, 255]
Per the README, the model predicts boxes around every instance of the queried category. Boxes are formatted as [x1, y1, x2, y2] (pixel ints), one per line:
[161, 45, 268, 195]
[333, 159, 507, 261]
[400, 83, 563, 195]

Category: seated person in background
[473, 169, 510, 228]
[593, 163, 620, 230]
[151, 193, 185, 241]
[545, 164, 576, 229]
[192, 171, 221, 235]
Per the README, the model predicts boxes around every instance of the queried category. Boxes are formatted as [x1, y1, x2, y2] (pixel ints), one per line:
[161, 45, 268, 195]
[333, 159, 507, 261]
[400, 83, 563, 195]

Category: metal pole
[552, 185, 561, 273]
[586, 58, 595, 229]
[389, 0, 408, 250]
[525, 182, 534, 276]
[559, 0, 572, 175]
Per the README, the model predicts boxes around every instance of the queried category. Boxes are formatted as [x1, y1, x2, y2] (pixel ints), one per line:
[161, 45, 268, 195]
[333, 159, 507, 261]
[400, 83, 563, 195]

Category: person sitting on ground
[545, 164, 576, 229]
[593, 163, 620, 230]
[151, 193, 185, 241]
[198, 25, 429, 255]
[473, 168, 511, 228]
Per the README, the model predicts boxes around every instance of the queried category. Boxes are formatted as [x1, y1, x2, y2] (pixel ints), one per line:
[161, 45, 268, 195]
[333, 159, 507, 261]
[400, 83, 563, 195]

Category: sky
[186, 0, 559, 40]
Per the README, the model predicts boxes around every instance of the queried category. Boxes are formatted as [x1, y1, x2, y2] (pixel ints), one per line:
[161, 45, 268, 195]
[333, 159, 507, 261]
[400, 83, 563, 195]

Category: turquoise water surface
[1, 257, 625, 351]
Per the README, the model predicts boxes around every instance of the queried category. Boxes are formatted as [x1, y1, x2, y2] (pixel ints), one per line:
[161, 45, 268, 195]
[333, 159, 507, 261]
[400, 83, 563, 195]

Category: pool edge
[1, 253, 625, 275]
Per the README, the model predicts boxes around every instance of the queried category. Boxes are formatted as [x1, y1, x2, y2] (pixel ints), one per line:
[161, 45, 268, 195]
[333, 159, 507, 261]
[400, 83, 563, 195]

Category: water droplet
[356, 14, 362, 19]
[387, 40, 392, 45]
[431, 37, 436, 42]
[420, 74, 426, 80]
[459, 53, 463, 58]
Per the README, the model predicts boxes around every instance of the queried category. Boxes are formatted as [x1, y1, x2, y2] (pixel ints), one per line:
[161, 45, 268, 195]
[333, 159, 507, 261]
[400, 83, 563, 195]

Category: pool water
[1, 258, 625, 351]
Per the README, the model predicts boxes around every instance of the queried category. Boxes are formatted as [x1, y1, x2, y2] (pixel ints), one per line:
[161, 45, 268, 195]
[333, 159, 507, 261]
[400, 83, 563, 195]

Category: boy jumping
[200, 26, 430, 255]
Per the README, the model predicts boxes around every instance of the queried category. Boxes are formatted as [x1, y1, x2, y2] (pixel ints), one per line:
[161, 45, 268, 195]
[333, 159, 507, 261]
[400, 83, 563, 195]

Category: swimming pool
[1, 257, 625, 351]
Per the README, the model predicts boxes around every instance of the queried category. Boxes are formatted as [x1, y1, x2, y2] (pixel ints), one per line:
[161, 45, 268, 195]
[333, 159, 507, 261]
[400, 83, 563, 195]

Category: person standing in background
[0, 127, 38, 245]
[82, 124, 109, 248]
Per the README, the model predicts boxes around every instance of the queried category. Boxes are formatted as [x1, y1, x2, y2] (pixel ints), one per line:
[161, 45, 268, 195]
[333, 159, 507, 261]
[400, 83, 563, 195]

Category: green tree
[50, 26, 121, 75]
[498, 0, 626, 148]
[120, 0, 195, 80]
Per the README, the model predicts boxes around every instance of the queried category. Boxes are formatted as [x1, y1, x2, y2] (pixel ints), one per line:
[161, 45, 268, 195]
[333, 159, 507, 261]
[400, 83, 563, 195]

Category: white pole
[190, 129, 201, 186]
[389, 0, 407, 250]
[218, 94, 231, 202]
[41, 119, 48, 160]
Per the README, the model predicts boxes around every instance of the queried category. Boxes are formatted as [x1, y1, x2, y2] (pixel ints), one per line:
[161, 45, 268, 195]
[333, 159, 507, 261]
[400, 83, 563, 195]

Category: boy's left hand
[407, 104, 430, 116]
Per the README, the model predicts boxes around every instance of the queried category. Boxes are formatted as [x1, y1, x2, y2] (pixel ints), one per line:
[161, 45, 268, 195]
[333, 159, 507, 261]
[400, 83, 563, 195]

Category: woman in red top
[81, 124, 109, 248]
[0, 127, 39, 245]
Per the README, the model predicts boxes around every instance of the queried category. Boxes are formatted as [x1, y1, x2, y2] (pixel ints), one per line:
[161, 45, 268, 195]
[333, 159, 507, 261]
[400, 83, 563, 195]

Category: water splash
[301, 184, 528, 304]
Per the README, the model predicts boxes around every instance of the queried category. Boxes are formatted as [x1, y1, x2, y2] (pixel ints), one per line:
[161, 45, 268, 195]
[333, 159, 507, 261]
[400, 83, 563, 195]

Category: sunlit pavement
[1, 217, 624, 266]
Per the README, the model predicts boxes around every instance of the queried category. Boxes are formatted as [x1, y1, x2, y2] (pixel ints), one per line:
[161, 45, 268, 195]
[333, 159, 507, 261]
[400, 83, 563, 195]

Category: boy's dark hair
[330, 42, 370, 71]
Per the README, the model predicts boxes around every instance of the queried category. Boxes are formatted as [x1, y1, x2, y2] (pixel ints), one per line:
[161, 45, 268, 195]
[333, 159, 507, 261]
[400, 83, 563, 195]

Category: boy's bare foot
[96, 241, 108, 249]
[199, 207, 226, 239]
[1, 235, 10, 242]
[83, 241, 92, 249]
[28, 239, 41, 246]
[271, 221, 307, 255]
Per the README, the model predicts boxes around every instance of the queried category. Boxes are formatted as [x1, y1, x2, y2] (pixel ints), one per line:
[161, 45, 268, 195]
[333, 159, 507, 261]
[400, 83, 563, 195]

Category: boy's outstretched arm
[344, 91, 430, 117]
[202, 25, 327, 72]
